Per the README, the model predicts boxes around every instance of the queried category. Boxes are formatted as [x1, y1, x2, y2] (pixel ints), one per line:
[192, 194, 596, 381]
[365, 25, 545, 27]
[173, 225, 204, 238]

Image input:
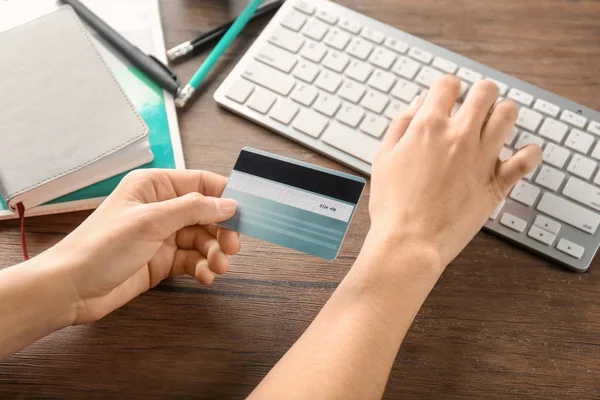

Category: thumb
[148, 193, 237, 232]
[497, 144, 542, 193]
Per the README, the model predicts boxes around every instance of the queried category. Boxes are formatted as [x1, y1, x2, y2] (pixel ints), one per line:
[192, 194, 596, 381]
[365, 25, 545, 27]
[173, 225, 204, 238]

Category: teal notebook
[0, 0, 184, 219]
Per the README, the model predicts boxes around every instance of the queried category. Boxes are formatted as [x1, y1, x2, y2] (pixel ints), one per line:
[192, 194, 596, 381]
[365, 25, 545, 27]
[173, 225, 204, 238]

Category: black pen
[167, 0, 285, 62]
[62, 0, 181, 97]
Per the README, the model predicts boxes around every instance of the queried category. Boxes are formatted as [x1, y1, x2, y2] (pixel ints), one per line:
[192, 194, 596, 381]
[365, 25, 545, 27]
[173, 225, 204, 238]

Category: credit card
[218, 148, 366, 260]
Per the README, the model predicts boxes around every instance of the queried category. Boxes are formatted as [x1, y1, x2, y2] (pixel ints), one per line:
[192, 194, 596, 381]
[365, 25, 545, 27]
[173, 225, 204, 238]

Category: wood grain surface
[2, 0, 600, 398]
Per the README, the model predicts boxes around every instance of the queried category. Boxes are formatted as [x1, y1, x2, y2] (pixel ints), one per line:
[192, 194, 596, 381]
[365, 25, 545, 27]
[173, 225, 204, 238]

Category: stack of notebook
[0, 6, 153, 213]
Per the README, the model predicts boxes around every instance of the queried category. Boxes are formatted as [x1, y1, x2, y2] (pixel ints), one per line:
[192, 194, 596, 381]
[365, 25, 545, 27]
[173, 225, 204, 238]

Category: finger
[480, 99, 519, 157]
[380, 95, 423, 152]
[496, 144, 543, 193]
[203, 223, 219, 237]
[171, 249, 205, 277]
[148, 193, 237, 232]
[176, 225, 217, 255]
[420, 75, 461, 117]
[455, 79, 500, 133]
[217, 227, 242, 255]
[207, 243, 230, 275]
[195, 258, 216, 285]
[121, 169, 230, 198]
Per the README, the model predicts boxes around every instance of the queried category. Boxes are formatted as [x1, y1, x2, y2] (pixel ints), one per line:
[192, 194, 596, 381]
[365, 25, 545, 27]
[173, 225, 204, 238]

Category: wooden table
[2, 1, 600, 398]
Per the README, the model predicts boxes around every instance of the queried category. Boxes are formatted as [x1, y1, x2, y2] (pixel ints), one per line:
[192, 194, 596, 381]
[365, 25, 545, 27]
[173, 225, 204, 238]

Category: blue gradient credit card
[218, 148, 366, 260]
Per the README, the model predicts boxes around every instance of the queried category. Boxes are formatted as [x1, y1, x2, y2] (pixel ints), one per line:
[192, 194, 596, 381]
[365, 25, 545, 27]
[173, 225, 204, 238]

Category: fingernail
[216, 198, 237, 215]
[409, 95, 423, 110]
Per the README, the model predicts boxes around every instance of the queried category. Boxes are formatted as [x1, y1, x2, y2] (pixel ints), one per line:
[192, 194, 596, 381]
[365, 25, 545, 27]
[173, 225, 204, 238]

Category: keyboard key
[515, 131, 544, 150]
[524, 166, 538, 181]
[281, 11, 307, 32]
[510, 180, 540, 206]
[225, 79, 254, 104]
[345, 60, 373, 83]
[293, 1, 315, 15]
[313, 94, 341, 117]
[516, 107, 543, 132]
[269, 99, 299, 125]
[408, 47, 433, 64]
[268, 28, 305, 53]
[489, 200, 505, 220]
[505, 127, 518, 146]
[384, 100, 409, 120]
[360, 114, 389, 138]
[500, 213, 527, 233]
[595, 170, 600, 186]
[456, 67, 482, 84]
[346, 37, 374, 60]
[292, 60, 320, 83]
[458, 80, 469, 99]
[316, 9, 338, 25]
[300, 41, 328, 63]
[368, 70, 396, 93]
[315, 70, 343, 93]
[361, 28, 385, 44]
[256, 44, 298, 73]
[322, 50, 350, 73]
[242, 62, 295, 96]
[392, 56, 421, 80]
[432, 57, 457, 74]
[507, 88, 534, 106]
[533, 99, 560, 118]
[339, 81, 366, 103]
[537, 193, 600, 234]
[247, 88, 276, 114]
[556, 238, 585, 259]
[290, 84, 318, 106]
[564, 129, 594, 154]
[322, 121, 380, 164]
[567, 154, 596, 180]
[588, 121, 600, 136]
[538, 118, 568, 143]
[415, 66, 444, 88]
[487, 79, 508, 96]
[337, 104, 365, 127]
[499, 147, 513, 161]
[528, 225, 556, 245]
[560, 110, 587, 129]
[369, 47, 397, 70]
[292, 109, 328, 138]
[534, 165, 565, 191]
[339, 18, 362, 34]
[391, 79, 420, 103]
[542, 143, 570, 168]
[591, 141, 600, 160]
[384, 37, 408, 54]
[563, 177, 600, 212]
[323, 28, 351, 50]
[534, 215, 561, 235]
[302, 19, 329, 41]
[361, 90, 389, 114]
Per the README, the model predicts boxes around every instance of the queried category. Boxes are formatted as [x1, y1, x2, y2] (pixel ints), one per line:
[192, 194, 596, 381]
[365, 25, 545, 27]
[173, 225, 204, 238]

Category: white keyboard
[214, 0, 600, 272]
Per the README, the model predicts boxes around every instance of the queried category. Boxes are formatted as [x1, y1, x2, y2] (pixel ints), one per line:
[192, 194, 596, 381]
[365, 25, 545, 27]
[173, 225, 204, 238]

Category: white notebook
[0, 6, 152, 212]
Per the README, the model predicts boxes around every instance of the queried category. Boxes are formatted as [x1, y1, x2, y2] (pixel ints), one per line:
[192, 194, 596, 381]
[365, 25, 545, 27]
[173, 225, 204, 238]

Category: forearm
[0, 251, 77, 359]
[249, 232, 444, 400]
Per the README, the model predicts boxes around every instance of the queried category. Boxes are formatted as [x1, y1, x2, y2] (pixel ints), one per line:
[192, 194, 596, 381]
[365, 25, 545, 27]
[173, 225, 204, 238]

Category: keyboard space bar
[321, 122, 380, 164]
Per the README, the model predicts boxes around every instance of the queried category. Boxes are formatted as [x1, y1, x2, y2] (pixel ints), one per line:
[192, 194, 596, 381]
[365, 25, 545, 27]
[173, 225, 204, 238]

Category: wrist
[25, 248, 81, 328]
[358, 228, 446, 278]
